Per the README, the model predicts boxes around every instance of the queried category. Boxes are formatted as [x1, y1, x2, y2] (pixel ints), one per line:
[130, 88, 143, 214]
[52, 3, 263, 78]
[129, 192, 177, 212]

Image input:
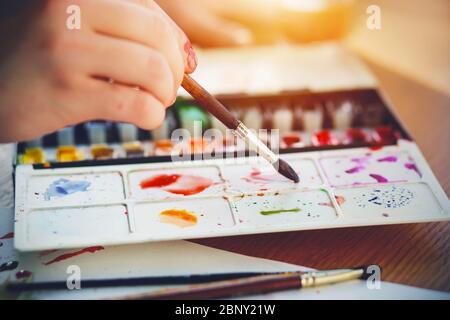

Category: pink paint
[369, 174, 389, 183]
[242, 168, 289, 183]
[345, 166, 364, 174]
[377, 156, 397, 162]
[405, 163, 421, 177]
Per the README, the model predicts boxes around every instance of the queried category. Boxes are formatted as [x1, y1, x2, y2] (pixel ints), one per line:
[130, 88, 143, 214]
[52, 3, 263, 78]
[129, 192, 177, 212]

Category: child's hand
[0, 0, 197, 142]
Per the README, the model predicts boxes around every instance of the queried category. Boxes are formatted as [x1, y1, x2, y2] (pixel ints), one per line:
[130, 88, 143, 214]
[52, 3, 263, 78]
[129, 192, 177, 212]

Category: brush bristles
[274, 159, 299, 183]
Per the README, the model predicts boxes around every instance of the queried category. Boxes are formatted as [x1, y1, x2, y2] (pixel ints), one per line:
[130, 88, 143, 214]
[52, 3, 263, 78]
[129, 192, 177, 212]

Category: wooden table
[194, 59, 450, 292]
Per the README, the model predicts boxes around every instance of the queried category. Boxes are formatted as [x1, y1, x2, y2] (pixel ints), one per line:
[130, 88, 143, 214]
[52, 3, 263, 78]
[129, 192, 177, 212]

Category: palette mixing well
[14, 141, 449, 251]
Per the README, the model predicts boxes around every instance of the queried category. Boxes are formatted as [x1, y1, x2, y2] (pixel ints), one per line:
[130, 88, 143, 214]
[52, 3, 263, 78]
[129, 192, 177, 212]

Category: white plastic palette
[14, 140, 449, 251]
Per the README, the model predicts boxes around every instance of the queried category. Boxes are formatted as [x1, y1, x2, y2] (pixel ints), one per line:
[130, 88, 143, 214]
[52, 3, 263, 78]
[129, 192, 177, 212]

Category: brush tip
[275, 159, 300, 183]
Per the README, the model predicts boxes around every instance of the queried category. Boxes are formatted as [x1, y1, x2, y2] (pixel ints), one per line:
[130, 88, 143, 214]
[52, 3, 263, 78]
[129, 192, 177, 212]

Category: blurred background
[158, 0, 450, 97]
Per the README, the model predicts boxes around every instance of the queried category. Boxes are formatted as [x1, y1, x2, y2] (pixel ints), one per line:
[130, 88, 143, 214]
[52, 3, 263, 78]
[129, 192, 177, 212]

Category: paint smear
[44, 178, 91, 200]
[159, 209, 198, 228]
[377, 156, 397, 162]
[242, 168, 289, 184]
[140, 174, 213, 196]
[39, 249, 59, 257]
[369, 174, 389, 183]
[15, 270, 33, 279]
[405, 163, 421, 177]
[260, 208, 301, 216]
[345, 166, 364, 174]
[0, 232, 14, 240]
[43, 246, 104, 266]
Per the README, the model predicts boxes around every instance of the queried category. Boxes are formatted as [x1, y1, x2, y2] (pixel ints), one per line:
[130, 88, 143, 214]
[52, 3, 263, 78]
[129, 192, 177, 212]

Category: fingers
[84, 78, 166, 130]
[85, 0, 194, 91]
[125, 0, 198, 74]
[83, 33, 174, 106]
[156, 0, 253, 48]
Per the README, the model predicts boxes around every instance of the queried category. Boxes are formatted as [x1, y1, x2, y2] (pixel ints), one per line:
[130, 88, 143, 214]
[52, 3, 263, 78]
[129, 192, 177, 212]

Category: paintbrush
[112, 266, 373, 300]
[181, 74, 299, 183]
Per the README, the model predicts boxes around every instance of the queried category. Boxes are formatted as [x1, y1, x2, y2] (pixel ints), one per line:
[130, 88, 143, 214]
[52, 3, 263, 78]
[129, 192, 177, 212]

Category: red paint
[346, 128, 368, 143]
[15, 270, 32, 279]
[39, 249, 59, 257]
[140, 174, 181, 189]
[313, 130, 335, 146]
[257, 193, 265, 197]
[140, 174, 213, 196]
[124, 211, 128, 216]
[374, 127, 397, 144]
[44, 246, 104, 266]
[282, 134, 301, 147]
[0, 232, 14, 240]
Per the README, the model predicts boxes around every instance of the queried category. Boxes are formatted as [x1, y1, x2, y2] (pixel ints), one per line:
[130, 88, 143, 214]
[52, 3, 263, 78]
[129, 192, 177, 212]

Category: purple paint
[345, 166, 364, 174]
[377, 156, 397, 163]
[369, 174, 389, 183]
[405, 163, 421, 177]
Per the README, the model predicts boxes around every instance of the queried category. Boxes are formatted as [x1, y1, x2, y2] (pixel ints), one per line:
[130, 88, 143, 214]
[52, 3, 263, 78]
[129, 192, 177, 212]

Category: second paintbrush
[181, 74, 299, 183]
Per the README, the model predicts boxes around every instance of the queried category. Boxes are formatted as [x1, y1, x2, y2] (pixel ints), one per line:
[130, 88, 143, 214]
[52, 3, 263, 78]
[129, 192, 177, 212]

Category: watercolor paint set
[12, 45, 450, 251]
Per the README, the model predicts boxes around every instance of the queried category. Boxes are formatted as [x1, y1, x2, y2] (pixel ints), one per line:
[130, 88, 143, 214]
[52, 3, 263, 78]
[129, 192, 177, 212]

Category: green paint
[259, 208, 301, 216]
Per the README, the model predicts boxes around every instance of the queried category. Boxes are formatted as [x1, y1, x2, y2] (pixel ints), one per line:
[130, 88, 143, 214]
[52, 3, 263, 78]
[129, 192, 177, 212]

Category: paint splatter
[369, 174, 389, 183]
[382, 213, 389, 218]
[405, 163, 421, 177]
[369, 146, 383, 151]
[335, 195, 346, 206]
[43, 246, 104, 265]
[140, 174, 213, 196]
[345, 166, 364, 174]
[44, 179, 91, 200]
[15, 270, 33, 279]
[159, 209, 198, 228]
[0, 232, 14, 240]
[357, 186, 414, 209]
[260, 208, 301, 216]
[0, 261, 19, 272]
[377, 156, 397, 162]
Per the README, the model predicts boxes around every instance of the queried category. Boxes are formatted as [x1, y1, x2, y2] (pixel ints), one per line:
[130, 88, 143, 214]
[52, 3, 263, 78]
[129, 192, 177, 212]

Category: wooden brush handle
[181, 74, 240, 129]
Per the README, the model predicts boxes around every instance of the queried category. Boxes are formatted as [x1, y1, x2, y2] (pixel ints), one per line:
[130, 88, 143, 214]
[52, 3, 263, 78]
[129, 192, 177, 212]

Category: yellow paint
[22, 147, 46, 164]
[56, 146, 84, 162]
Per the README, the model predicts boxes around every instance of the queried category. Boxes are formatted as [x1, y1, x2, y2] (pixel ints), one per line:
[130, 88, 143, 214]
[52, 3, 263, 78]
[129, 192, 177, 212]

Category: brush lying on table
[113, 266, 373, 300]
[181, 74, 299, 183]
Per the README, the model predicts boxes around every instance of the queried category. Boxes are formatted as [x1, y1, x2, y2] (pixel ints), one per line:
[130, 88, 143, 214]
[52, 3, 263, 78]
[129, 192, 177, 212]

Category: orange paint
[159, 209, 198, 228]
[140, 174, 181, 188]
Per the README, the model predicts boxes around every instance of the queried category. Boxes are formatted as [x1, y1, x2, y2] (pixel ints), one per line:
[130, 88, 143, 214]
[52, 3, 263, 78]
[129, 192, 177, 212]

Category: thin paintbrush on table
[113, 266, 374, 300]
[181, 74, 299, 183]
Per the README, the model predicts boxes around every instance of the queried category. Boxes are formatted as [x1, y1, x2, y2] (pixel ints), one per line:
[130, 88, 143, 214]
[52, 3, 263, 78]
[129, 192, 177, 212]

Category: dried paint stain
[44, 178, 91, 200]
[159, 209, 198, 228]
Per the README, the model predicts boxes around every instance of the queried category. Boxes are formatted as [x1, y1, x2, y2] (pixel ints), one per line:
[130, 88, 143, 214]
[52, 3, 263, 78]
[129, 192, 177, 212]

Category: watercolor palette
[12, 45, 450, 251]
[14, 140, 449, 251]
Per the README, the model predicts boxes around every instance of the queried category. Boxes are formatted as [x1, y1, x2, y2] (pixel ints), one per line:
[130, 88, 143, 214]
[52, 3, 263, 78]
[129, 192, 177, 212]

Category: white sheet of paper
[0, 208, 448, 300]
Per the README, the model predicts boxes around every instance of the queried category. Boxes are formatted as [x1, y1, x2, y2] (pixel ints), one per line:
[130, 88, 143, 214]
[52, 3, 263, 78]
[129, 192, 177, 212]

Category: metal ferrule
[234, 122, 278, 164]
[300, 269, 365, 288]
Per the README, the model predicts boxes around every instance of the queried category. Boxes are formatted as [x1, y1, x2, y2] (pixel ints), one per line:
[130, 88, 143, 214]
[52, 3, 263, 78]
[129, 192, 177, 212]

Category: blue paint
[44, 178, 91, 200]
